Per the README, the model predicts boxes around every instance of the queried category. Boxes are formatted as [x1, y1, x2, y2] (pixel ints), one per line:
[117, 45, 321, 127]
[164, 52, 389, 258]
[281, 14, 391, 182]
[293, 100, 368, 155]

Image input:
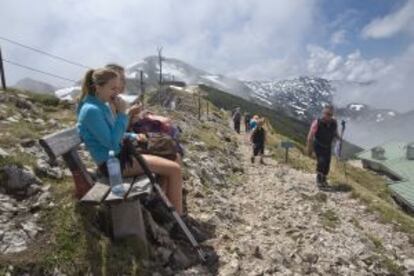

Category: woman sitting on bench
[105, 63, 184, 158]
[76, 68, 183, 215]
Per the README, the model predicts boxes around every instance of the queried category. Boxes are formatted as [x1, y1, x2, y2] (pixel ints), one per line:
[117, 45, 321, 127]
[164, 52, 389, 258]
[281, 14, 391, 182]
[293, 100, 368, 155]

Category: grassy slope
[200, 84, 362, 158]
[0, 89, 145, 275]
[199, 84, 414, 240]
[2, 86, 414, 274]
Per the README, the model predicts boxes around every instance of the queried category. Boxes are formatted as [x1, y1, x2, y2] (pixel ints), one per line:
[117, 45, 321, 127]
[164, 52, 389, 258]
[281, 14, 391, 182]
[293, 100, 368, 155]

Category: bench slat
[80, 182, 110, 205]
[104, 176, 152, 203]
[127, 176, 152, 199]
[39, 127, 81, 160]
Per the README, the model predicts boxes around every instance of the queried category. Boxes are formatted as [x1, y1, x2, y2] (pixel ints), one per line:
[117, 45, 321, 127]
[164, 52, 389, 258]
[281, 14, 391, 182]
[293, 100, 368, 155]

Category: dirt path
[201, 133, 414, 275]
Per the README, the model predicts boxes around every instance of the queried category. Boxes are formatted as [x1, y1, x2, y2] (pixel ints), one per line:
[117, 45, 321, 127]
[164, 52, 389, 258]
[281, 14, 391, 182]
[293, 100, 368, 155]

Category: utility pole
[157, 46, 163, 104]
[139, 70, 145, 108]
[0, 46, 6, 90]
[157, 46, 163, 86]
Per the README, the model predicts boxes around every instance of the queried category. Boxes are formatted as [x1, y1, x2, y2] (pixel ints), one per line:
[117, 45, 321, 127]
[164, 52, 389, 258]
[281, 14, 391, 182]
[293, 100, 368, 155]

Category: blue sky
[1, 0, 413, 110]
[319, 0, 409, 58]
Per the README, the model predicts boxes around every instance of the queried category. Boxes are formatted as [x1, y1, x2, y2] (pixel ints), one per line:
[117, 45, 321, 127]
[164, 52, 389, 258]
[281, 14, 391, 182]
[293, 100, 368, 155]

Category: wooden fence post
[0, 47, 6, 90]
[206, 101, 209, 119]
[198, 89, 201, 120]
[139, 70, 145, 108]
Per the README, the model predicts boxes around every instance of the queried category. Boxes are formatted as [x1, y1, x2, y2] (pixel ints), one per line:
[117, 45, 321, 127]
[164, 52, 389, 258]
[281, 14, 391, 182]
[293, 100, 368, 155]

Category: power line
[0, 36, 90, 69]
[3, 58, 78, 83]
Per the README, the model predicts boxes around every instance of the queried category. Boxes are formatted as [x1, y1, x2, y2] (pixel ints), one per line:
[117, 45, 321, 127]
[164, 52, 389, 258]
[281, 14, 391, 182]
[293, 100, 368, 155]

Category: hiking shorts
[253, 143, 265, 156]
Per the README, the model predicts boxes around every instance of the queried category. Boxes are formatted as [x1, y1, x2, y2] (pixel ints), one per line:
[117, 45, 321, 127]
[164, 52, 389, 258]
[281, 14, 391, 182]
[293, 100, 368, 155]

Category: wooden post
[157, 47, 163, 104]
[285, 148, 289, 163]
[0, 47, 6, 90]
[198, 89, 201, 120]
[157, 47, 163, 85]
[281, 141, 294, 163]
[139, 70, 145, 107]
[206, 101, 209, 119]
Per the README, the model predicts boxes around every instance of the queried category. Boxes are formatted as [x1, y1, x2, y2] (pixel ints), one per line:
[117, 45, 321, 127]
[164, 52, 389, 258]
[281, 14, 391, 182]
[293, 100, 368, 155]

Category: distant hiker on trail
[244, 112, 252, 132]
[250, 118, 266, 164]
[307, 105, 340, 188]
[233, 107, 242, 134]
[250, 115, 259, 130]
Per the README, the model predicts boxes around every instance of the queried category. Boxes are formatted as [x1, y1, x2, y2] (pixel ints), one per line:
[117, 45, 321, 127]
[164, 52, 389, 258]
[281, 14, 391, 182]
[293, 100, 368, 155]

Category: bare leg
[123, 154, 183, 215]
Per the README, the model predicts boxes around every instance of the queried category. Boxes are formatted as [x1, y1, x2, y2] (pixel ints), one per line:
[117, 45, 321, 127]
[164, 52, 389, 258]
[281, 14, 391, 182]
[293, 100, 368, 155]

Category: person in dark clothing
[233, 107, 242, 134]
[250, 119, 266, 164]
[307, 105, 340, 187]
[244, 113, 252, 133]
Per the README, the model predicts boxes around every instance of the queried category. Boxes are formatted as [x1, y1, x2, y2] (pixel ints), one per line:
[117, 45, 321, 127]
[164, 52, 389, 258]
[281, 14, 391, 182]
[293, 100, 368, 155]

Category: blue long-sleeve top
[76, 94, 136, 165]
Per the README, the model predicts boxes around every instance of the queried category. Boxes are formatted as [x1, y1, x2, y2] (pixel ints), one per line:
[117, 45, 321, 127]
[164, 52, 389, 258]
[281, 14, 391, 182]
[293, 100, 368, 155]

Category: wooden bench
[39, 127, 152, 251]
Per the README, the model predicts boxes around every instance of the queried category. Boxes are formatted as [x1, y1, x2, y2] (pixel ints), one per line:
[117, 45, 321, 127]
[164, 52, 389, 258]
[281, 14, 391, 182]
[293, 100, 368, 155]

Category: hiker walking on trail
[233, 107, 242, 134]
[244, 113, 252, 133]
[249, 115, 260, 130]
[250, 118, 266, 164]
[307, 105, 340, 188]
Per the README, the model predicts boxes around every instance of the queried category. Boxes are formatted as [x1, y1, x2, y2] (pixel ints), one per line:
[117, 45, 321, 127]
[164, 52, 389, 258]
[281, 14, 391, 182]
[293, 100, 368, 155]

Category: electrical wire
[0, 35, 90, 69]
[3, 58, 78, 83]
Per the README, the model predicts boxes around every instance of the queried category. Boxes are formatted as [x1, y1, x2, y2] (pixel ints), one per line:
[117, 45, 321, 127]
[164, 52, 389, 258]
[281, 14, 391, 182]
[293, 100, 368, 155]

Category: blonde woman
[77, 68, 183, 215]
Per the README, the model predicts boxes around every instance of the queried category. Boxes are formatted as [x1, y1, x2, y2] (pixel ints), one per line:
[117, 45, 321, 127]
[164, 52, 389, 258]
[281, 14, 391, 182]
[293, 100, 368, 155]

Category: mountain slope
[245, 77, 334, 120]
[13, 78, 56, 95]
[126, 56, 253, 99]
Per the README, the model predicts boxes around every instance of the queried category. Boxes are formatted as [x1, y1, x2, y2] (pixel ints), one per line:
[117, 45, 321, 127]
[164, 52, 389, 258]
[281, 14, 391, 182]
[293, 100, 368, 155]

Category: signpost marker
[281, 140, 294, 163]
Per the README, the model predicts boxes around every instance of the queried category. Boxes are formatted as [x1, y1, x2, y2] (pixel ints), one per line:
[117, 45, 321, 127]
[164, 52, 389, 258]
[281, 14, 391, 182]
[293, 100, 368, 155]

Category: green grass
[6, 177, 147, 275]
[261, 116, 414, 240]
[5, 88, 60, 107]
[200, 84, 308, 144]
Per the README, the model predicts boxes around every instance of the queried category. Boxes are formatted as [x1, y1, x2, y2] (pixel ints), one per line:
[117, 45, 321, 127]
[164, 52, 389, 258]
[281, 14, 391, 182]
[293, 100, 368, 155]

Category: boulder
[34, 159, 63, 179]
[0, 165, 40, 194]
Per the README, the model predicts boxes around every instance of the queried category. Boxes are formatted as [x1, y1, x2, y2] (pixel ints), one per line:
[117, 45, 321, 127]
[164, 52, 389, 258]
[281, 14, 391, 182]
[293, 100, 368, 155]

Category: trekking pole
[123, 139, 208, 263]
[338, 120, 348, 184]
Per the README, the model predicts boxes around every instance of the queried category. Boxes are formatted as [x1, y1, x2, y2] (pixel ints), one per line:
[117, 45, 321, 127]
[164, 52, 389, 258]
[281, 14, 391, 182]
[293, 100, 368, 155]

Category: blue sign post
[281, 140, 294, 163]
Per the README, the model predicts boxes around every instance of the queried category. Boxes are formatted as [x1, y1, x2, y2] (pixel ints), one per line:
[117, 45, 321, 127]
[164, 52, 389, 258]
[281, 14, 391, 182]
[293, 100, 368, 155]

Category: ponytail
[78, 68, 118, 103]
[80, 69, 95, 103]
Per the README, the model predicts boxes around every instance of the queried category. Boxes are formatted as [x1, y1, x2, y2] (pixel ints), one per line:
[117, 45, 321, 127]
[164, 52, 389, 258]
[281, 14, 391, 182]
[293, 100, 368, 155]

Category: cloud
[306, 45, 392, 82]
[0, 0, 318, 86]
[330, 30, 347, 45]
[362, 1, 414, 39]
[306, 43, 414, 112]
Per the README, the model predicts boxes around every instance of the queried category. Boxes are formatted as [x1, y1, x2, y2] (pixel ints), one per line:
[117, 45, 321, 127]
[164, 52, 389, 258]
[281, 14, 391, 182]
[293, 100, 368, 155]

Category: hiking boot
[316, 174, 323, 187]
[260, 159, 265, 165]
[251, 157, 255, 164]
[322, 175, 329, 186]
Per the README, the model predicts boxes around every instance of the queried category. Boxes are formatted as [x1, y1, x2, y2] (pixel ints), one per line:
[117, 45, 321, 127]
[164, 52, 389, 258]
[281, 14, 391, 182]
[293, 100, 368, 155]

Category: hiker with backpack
[76, 68, 184, 215]
[250, 118, 266, 164]
[232, 107, 242, 134]
[249, 114, 259, 130]
[306, 105, 340, 188]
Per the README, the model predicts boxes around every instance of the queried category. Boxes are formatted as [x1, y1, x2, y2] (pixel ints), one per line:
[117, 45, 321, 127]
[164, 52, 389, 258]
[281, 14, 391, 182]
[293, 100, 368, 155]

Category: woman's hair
[324, 104, 334, 111]
[105, 63, 124, 74]
[79, 68, 119, 102]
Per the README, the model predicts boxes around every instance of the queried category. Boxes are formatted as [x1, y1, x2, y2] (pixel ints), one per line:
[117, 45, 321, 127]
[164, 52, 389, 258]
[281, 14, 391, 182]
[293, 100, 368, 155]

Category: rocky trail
[183, 132, 414, 275]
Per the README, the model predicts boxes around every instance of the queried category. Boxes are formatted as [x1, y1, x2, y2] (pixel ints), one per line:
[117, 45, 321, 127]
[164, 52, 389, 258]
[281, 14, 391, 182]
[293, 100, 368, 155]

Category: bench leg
[110, 200, 148, 255]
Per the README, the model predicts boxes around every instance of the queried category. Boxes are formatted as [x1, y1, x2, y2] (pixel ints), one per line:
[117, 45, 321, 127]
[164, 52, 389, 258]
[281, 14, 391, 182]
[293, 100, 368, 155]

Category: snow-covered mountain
[245, 77, 333, 120]
[126, 56, 252, 99]
[13, 78, 56, 94]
